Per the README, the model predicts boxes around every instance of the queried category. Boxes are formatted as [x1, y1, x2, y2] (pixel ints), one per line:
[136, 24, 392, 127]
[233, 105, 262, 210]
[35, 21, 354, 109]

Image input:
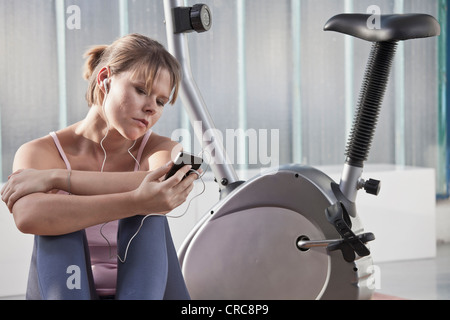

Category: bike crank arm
[296, 232, 375, 263]
[296, 237, 342, 251]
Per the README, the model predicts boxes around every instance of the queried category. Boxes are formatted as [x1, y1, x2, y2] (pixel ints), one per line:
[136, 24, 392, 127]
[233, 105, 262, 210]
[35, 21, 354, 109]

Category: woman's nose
[143, 100, 156, 114]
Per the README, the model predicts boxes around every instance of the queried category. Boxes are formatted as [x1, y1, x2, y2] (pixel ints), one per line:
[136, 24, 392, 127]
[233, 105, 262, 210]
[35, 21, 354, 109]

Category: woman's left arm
[1, 139, 183, 212]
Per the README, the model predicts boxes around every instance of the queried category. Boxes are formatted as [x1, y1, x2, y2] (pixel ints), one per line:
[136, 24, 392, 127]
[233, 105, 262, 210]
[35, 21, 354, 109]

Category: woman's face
[103, 68, 172, 141]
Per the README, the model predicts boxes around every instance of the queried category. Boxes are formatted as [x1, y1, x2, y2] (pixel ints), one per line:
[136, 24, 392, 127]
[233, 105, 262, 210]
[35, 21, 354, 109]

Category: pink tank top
[49, 130, 152, 297]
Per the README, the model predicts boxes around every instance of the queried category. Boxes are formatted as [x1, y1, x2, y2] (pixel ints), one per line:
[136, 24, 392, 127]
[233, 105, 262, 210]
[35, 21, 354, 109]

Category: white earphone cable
[100, 87, 110, 173]
[98, 84, 210, 263]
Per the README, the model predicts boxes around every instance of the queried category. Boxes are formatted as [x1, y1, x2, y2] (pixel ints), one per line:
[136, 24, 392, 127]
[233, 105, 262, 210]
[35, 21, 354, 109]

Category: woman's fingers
[1, 182, 16, 213]
[0, 181, 7, 196]
[135, 163, 199, 215]
[163, 165, 193, 187]
[1, 169, 35, 212]
[170, 167, 199, 207]
[1, 169, 22, 196]
[143, 161, 173, 183]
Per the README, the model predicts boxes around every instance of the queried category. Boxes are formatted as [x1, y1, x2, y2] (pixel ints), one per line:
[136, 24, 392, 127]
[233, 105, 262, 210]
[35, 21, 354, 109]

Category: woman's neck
[75, 106, 136, 155]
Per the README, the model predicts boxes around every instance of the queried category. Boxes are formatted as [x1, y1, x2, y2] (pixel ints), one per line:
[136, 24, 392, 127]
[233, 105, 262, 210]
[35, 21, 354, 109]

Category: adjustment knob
[190, 4, 212, 33]
[364, 179, 381, 196]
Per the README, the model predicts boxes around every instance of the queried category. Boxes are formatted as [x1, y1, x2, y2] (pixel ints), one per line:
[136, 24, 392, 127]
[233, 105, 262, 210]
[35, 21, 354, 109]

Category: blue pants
[26, 216, 190, 300]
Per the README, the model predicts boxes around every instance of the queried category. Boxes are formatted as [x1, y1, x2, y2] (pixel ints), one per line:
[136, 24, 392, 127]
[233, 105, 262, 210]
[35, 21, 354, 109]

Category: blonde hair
[83, 33, 181, 107]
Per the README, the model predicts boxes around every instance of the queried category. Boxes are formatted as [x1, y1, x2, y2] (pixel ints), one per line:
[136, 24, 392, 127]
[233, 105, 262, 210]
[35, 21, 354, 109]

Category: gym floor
[375, 243, 450, 300]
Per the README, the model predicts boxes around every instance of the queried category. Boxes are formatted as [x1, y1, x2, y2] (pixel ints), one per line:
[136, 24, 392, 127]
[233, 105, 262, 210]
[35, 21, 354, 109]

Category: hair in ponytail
[83, 45, 108, 81]
[83, 34, 181, 107]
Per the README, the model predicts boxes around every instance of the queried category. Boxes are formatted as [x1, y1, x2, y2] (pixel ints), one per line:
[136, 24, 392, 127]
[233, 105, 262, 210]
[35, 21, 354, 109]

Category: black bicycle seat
[324, 14, 440, 42]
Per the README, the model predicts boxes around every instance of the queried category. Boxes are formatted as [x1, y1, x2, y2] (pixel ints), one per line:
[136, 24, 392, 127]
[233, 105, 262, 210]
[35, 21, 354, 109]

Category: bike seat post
[325, 13, 440, 202]
[340, 41, 398, 202]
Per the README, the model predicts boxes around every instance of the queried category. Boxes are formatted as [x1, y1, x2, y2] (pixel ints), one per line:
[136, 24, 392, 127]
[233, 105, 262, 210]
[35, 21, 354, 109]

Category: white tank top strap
[49, 132, 72, 171]
[134, 130, 152, 171]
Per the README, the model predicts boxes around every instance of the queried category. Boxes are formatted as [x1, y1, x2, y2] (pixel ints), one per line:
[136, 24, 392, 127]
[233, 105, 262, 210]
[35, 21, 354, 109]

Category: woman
[1, 33, 197, 300]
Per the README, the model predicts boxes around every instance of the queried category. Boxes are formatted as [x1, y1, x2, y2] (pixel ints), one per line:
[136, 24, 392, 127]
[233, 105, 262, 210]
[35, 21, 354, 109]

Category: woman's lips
[134, 118, 149, 128]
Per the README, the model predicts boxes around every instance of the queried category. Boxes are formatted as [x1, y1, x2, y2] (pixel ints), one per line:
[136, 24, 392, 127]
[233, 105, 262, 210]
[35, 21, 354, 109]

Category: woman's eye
[157, 100, 165, 107]
[136, 87, 147, 95]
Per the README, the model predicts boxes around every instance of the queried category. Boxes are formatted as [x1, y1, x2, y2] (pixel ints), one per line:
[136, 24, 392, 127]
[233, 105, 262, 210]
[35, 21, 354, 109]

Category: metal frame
[164, 0, 240, 190]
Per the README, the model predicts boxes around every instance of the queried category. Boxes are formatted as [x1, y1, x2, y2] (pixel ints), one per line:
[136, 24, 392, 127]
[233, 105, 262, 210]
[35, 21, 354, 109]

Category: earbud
[103, 78, 109, 94]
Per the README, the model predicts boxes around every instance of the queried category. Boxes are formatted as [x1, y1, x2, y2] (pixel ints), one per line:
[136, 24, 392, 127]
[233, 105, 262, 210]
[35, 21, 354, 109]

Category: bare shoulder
[13, 135, 66, 171]
[150, 132, 181, 152]
[142, 132, 182, 171]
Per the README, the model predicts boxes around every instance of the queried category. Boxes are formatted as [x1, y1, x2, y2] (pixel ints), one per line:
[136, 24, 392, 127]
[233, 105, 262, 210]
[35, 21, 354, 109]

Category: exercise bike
[163, 0, 440, 300]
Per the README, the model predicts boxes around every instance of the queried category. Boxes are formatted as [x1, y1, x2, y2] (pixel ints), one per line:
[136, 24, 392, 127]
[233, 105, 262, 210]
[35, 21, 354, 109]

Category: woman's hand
[1, 169, 56, 212]
[132, 162, 198, 215]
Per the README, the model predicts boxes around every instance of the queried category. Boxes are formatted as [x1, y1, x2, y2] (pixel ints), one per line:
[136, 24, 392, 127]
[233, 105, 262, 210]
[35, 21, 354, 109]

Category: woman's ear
[97, 66, 111, 94]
